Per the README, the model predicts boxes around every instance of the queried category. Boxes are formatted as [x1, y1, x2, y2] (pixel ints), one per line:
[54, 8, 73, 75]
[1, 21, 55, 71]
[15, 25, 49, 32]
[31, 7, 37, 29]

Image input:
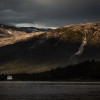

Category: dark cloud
[0, 0, 100, 27]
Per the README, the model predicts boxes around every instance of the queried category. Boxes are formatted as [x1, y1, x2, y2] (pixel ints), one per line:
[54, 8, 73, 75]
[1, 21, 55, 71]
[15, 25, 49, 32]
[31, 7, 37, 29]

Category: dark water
[0, 81, 100, 100]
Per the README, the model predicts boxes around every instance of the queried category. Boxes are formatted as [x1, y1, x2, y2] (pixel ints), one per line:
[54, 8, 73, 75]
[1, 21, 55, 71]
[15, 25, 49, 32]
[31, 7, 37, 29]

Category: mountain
[0, 24, 52, 47]
[0, 22, 100, 74]
[0, 24, 52, 33]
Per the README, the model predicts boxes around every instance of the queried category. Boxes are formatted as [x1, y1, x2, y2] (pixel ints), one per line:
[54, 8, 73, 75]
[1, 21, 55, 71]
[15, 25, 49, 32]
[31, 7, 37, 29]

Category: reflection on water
[0, 81, 100, 100]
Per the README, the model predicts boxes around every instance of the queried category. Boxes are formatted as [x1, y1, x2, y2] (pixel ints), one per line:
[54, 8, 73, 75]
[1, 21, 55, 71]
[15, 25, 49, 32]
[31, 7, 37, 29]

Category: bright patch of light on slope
[7, 31, 13, 34]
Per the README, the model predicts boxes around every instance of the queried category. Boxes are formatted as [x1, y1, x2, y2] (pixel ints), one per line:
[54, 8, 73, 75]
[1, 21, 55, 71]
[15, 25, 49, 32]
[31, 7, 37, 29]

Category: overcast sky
[0, 0, 100, 27]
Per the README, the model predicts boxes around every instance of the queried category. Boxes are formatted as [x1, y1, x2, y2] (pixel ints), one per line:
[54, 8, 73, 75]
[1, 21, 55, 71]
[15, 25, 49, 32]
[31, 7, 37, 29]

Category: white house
[7, 75, 13, 80]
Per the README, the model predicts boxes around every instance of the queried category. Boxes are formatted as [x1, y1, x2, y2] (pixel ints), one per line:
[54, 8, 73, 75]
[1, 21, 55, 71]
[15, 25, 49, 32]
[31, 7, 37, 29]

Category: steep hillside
[0, 22, 100, 74]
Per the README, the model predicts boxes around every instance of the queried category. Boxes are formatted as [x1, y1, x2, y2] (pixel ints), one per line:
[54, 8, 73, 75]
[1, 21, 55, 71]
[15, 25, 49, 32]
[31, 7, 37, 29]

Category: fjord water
[0, 82, 100, 100]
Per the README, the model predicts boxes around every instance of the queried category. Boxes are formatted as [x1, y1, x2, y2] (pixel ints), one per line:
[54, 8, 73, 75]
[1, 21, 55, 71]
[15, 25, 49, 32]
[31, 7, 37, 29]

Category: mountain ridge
[0, 24, 52, 33]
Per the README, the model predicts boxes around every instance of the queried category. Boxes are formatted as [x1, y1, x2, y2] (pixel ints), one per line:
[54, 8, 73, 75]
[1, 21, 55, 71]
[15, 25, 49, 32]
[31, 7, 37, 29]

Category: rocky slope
[0, 22, 100, 74]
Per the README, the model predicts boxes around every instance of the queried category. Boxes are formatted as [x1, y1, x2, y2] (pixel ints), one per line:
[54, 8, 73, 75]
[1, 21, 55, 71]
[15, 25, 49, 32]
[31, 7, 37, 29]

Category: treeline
[1, 60, 100, 81]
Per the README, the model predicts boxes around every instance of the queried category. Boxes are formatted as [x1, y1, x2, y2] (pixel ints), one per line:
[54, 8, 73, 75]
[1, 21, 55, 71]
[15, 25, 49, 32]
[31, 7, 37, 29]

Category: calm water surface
[0, 81, 100, 100]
